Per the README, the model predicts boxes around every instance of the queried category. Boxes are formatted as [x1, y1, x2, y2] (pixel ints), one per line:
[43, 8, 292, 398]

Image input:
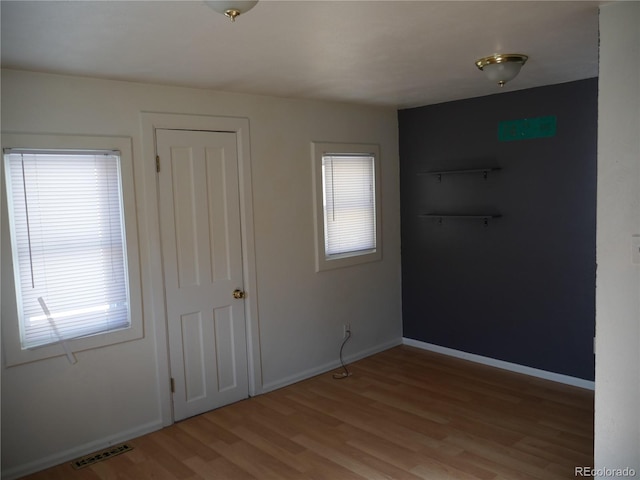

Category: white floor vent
[71, 443, 134, 469]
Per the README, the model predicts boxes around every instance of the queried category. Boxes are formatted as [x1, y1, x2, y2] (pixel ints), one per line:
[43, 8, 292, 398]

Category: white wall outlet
[343, 324, 351, 338]
[632, 235, 640, 265]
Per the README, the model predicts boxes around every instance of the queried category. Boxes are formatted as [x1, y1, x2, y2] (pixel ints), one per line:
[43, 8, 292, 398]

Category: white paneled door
[156, 129, 249, 421]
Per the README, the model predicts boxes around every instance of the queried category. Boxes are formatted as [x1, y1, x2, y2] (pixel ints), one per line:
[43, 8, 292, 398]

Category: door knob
[232, 289, 246, 299]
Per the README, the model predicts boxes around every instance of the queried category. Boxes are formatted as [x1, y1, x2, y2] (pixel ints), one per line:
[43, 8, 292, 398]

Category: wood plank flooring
[20, 346, 594, 480]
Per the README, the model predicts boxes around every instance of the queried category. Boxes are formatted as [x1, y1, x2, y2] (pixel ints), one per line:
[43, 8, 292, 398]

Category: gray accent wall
[399, 78, 597, 381]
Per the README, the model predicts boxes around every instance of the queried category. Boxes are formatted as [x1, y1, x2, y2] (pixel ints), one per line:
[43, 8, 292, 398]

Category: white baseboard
[260, 337, 403, 393]
[403, 337, 595, 390]
[2, 419, 164, 480]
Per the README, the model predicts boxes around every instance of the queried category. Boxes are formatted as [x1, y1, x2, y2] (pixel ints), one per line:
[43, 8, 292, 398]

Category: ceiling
[1, 1, 604, 109]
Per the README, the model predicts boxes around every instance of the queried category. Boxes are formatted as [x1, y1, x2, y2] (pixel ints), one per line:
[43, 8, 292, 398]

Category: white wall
[595, 1, 640, 475]
[0, 70, 402, 478]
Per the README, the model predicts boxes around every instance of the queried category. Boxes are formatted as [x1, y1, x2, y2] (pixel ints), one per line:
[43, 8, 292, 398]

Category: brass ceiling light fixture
[475, 53, 528, 87]
[204, 1, 258, 22]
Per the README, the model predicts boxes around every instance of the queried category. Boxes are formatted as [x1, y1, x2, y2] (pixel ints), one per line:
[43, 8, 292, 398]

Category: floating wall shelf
[417, 166, 502, 225]
[419, 214, 502, 226]
[419, 167, 501, 182]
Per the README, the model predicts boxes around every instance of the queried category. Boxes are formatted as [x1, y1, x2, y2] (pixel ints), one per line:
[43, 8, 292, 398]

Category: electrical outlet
[343, 324, 351, 338]
[632, 235, 640, 265]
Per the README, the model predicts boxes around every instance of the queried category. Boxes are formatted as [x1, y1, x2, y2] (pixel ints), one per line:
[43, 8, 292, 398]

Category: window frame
[312, 142, 382, 272]
[1, 134, 143, 366]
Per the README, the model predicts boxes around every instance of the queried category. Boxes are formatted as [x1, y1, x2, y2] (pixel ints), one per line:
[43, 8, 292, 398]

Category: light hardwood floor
[20, 345, 594, 480]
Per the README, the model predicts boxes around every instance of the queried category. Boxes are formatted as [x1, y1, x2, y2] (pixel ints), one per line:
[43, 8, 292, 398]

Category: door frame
[141, 112, 262, 426]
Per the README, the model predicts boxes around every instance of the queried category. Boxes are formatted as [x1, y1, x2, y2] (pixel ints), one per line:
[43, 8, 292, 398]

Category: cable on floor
[333, 329, 352, 379]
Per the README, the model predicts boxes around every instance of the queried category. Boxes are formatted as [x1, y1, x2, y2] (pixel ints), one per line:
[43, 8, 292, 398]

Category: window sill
[3, 324, 144, 367]
[315, 248, 382, 272]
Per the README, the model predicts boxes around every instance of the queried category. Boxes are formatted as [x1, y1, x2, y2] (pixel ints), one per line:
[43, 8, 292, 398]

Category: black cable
[332, 329, 352, 379]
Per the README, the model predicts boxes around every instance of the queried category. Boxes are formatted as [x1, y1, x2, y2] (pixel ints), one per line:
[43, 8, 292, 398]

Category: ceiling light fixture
[475, 53, 528, 87]
[204, 1, 258, 22]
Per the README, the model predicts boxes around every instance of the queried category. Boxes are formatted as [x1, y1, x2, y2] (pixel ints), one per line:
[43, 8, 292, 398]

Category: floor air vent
[71, 443, 134, 469]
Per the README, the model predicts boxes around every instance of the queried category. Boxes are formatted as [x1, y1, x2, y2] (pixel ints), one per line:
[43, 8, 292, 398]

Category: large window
[1, 134, 142, 365]
[312, 142, 382, 271]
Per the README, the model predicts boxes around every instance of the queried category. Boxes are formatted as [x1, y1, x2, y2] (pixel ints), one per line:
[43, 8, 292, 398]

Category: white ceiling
[1, 0, 604, 109]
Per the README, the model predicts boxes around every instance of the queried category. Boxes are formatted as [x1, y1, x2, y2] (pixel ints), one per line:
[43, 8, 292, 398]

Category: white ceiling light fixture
[204, 1, 258, 22]
[475, 53, 528, 87]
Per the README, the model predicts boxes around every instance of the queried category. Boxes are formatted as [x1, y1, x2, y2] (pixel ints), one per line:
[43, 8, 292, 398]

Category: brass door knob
[232, 289, 246, 299]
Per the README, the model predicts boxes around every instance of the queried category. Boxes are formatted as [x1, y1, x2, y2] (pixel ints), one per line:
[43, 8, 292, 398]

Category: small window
[2, 134, 142, 365]
[4, 149, 130, 348]
[312, 142, 382, 271]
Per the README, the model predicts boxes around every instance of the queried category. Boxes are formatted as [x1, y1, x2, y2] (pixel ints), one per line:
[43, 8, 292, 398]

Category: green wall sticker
[498, 115, 557, 142]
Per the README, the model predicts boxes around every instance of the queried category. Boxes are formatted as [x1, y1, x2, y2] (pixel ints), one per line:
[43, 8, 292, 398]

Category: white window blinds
[322, 154, 377, 257]
[4, 150, 131, 349]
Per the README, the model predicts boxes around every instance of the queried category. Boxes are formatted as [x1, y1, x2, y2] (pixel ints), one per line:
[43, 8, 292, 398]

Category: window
[1, 134, 142, 365]
[312, 142, 382, 271]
